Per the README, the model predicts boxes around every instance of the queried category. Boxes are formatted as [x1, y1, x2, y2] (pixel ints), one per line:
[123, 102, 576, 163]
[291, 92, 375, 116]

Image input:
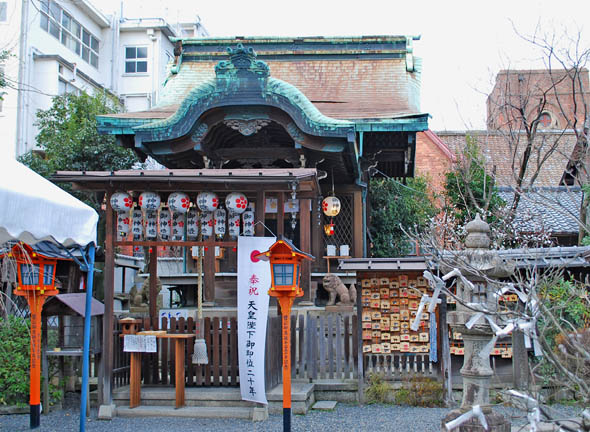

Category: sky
[99, 0, 590, 131]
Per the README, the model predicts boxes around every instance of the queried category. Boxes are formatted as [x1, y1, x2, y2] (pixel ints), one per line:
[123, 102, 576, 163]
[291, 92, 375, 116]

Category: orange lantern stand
[0, 243, 62, 429]
[255, 238, 313, 432]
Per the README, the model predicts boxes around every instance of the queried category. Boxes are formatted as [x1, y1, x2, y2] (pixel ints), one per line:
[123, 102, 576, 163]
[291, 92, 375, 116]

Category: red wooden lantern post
[1, 243, 60, 429]
[255, 238, 313, 432]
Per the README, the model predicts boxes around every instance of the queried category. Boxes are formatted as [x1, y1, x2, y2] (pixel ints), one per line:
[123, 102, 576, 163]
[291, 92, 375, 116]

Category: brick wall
[487, 69, 590, 130]
[415, 131, 454, 197]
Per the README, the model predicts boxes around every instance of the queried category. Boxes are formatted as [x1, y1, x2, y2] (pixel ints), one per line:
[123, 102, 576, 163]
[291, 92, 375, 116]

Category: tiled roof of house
[158, 57, 422, 120]
[498, 186, 582, 234]
[436, 131, 578, 187]
[105, 36, 424, 123]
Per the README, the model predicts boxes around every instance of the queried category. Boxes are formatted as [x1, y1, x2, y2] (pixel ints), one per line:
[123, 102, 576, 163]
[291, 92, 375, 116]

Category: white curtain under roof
[0, 158, 98, 247]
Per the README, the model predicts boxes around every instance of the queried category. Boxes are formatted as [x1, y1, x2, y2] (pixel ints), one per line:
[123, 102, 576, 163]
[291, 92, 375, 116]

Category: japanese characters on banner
[186, 208, 199, 240]
[131, 208, 143, 240]
[237, 236, 275, 404]
[123, 335, 157, 353]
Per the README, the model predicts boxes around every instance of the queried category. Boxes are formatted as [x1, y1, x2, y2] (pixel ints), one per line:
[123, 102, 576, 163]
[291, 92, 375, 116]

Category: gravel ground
[0, 394, 585, 432]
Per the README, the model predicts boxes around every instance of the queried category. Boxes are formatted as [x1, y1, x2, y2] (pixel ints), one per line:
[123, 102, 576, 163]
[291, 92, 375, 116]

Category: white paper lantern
[214, 208, 227, 237]
[228, 213, 241, 238]
[167, 192, 191, 214]
[322, 196, 341, 217]
[116, 211, 131, 240]
[159, 208, 171, 240]
[138, 191, 161, 211]
[145, 210, 158, 239]
[110, 191, 133, 212]
[225, 192, 248, 214]
[200, 212, 213, 238]
[242, 210, 255, 236]
[196, 191, 219, 212]
[171, 212, 185, 240]
[131, 208, 143, 240]
[186, 208, 199, 239]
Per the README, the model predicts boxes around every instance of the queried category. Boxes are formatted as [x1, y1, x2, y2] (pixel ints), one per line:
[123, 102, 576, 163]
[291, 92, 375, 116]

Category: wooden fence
[364, 353, 436, 378]
[112, 315, 282, 390]
[292, 312, 359, 380]
[111, 311, 434, 391]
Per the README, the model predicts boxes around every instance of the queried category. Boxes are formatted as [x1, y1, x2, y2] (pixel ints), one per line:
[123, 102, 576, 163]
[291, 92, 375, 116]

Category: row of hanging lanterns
[110, 191, 254, 240]
[110, 190, 342, 239]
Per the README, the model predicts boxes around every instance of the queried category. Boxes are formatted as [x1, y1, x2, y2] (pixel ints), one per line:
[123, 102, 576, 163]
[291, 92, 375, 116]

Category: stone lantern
[443, 215, 513, 432]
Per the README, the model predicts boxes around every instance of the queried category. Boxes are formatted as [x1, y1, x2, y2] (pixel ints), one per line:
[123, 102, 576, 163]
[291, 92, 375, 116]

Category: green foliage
[369, 176, 437, 257]
[365, 373, 394, 404]
[393, 377, 444, 407]
[444, 135, 504, 225]
[18, 92, 139, 209]
[538, 278, 590, 342]
[535, 278, 590, 390]
[0, 316, 63, 407]
[0, 316, 30, 406]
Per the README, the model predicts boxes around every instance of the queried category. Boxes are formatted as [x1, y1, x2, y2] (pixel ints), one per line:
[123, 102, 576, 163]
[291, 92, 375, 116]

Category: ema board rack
[360, 274, 435, 354]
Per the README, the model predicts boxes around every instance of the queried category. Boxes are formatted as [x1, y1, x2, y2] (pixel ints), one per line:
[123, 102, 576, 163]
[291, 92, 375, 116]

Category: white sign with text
[237, 236, 275, 404]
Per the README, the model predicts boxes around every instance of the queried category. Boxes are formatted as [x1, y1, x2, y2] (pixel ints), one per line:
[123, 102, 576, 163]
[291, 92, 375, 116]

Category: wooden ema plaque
[360, 274, 434, 355]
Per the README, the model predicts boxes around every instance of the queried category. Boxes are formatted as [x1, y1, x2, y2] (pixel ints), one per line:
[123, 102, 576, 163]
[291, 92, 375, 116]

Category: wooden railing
[364, 353, 436, 378]
[293, 312, 359, 380]
[112, 315, 282, 390]
[111, 311, 434, 391]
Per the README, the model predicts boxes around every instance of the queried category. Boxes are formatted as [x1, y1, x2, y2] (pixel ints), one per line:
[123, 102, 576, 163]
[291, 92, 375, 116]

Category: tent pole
[80, 243, 95, 432]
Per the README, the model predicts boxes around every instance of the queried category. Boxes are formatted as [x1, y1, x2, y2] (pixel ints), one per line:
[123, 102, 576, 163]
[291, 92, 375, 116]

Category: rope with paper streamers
[416, 269, 544, 359]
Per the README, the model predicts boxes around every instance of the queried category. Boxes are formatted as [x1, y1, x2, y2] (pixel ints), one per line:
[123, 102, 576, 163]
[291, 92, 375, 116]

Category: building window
[125, 46, 148, 73]
[39, 0, 99, 68]
[58, 78, 79, 95]
[539, 112, 552, 128]
[0, 2, 7, 22]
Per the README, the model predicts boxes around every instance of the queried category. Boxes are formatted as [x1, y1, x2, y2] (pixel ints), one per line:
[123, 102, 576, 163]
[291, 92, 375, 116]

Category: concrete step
[116, 405, 253, 419]
[113, 386, 255, 408]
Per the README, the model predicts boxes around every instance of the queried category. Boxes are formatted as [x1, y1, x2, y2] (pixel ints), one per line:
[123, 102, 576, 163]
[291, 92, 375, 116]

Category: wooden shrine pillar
[149, 246, 158, 319]
[353, 190, 363, 257]
[299, 198, 312, 302]
[255, 190, 265, 236]
[100, 191, 115, 406]
[311, 196, 322, 271]
[277, 192, 285, 238]
[204, 236, 215, 303]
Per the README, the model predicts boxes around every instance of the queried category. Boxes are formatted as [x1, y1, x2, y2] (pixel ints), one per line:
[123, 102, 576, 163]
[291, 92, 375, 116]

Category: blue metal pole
[80, 243, 95, 432]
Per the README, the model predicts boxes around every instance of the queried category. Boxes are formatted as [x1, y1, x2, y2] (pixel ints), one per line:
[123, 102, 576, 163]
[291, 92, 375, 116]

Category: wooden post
[278, 296, 294, 432]
[439, 293, 453, 406]
[175, 339, 186, 408]
[149, 247, 158, 320]
[277, 192, 285, 238]
[311, 197, 322, 271]
[101, 191, 115, 406]
[353, 190, 363, 257]
[25, 293, 45, 428]
[129, 352, 141, 408]
[204, 237, 215, 302]
[255, 190, 265, 237]
[299, 199, 311, 302]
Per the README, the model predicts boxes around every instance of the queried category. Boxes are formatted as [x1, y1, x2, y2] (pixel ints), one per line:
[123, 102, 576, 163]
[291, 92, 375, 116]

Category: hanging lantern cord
[330, 168, 335, 196]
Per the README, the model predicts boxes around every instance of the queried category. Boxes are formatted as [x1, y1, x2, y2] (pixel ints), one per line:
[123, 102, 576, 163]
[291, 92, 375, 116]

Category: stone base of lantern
[442, 408, 510, 432]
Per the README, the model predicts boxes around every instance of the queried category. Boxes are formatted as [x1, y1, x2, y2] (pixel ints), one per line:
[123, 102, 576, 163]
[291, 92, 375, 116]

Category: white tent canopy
[0, 158, 98, 246]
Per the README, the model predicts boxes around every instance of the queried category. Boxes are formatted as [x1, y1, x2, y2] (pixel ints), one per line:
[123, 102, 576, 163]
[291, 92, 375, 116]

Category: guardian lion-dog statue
[323, 273, 357, 305]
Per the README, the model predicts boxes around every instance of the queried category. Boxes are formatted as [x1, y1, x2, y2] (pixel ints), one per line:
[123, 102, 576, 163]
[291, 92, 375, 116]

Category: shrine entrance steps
[112, 382, 315, 419]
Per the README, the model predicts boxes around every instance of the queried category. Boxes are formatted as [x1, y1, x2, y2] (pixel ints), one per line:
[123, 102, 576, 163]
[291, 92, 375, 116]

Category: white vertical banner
[237, 235, 275, 404]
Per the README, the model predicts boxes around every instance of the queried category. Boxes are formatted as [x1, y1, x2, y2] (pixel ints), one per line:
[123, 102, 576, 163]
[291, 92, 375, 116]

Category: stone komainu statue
[129, 275, 162, 307]
[323, 273, 357, 306]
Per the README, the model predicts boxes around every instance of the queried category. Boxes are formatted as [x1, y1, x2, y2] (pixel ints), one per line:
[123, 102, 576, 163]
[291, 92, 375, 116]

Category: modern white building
[0, 0, 207, 158]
